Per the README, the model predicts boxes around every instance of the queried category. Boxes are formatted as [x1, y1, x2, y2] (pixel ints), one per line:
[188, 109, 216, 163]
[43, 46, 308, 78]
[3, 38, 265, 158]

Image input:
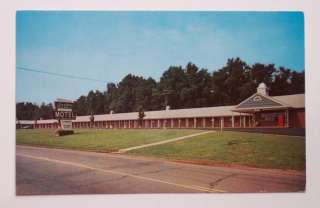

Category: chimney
[257, 82, 269, 96]
[110, 110, 114, 114]
[165, 105, 170, 111]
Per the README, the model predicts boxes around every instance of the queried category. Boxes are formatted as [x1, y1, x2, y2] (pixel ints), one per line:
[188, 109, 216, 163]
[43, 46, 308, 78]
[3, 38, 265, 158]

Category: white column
[232, 116, 235, 128]
[178, 119, 181, 128]
[202, 118, 205, 128]
[212, 117, 215, 128]
[171, 119, 174, 128]
[286, 110, 289, 128]
[221, 117, 224, 129]
[194, 118, 196, 128]
[157, 120, 160, 128]
[186, 118, 189, 128]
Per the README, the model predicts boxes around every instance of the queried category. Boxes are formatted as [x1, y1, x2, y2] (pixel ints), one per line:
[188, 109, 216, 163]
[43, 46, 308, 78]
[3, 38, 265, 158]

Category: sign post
[54, 98, 76, 136]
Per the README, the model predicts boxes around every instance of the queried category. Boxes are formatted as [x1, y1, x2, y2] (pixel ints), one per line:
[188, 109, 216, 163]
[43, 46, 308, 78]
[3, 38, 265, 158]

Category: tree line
[16, 57, 305, 120]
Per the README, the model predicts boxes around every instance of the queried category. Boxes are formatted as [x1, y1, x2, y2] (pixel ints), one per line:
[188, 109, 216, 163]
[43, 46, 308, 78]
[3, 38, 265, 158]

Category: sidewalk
[117, 131, 213, 153]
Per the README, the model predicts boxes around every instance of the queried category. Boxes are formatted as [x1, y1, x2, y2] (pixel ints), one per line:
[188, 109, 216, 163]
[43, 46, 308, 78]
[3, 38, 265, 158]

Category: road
[16, 145, 305, 195]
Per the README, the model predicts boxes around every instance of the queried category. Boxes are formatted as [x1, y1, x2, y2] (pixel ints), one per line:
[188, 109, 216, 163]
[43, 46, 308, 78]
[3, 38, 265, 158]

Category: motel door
[278, 114, 284, 127]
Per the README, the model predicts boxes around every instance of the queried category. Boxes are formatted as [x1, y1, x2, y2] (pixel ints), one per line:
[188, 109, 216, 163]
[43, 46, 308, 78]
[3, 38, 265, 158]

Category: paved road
[16, 145, 305, 195]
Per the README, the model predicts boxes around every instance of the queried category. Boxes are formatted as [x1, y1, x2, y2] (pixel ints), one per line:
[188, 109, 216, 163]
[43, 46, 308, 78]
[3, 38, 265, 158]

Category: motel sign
[54, 111, 76, 120]
[54, 98, 76, 130]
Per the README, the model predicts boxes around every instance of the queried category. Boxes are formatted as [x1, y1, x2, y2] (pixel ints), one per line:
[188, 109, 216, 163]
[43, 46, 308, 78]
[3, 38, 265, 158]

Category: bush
[54, 129, 74, 136]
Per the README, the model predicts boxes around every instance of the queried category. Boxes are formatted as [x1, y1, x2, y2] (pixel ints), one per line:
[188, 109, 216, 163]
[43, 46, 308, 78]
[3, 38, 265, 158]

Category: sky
[16, 11, 304, 104]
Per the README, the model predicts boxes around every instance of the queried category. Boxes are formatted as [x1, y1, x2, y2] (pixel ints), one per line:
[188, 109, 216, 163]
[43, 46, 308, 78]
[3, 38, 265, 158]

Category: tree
[250, 63, 276, 86]
[158, 65, 185, 108]
[270, 67, 292, 96]
[73, 96, 88, 116]
[38, 102, 54, 119]
[211, 57, 252, 105]
[157, 63, 212, 109]
[106, 74, 157, 113]
[19, 58, 304, 119]
[290, 70, 305, 94]
[16, 102, 40, 120]
[105, 82, 118, 113]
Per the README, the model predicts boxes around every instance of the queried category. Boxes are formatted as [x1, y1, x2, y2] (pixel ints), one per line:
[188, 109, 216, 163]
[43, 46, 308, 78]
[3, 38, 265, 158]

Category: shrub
[54, 129, 74, 136]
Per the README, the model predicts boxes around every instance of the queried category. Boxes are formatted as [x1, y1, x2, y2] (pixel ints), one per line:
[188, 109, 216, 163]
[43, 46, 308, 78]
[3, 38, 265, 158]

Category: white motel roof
[16, 119, 59, 125]
[73, 94, 304, 122]
[36, 119, 59, 124]
[74, 105, 241, 122]
[271, 94, 305, 108]
[16, 120, 35, 125]
[17, 93, 304, 124]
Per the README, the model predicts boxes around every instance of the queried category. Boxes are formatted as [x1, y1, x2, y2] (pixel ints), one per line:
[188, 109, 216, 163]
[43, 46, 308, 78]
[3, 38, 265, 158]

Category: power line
[16, 66, 107, 83]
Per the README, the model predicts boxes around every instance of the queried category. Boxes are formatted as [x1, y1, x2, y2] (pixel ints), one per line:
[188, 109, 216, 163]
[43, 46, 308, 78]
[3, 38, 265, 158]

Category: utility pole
[160, 89, 174, 109]
[151, 89, 174, 110]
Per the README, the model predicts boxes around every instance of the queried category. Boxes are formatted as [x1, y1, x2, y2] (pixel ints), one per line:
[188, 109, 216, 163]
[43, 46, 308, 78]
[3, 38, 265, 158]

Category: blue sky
[16, 11, 304, 104]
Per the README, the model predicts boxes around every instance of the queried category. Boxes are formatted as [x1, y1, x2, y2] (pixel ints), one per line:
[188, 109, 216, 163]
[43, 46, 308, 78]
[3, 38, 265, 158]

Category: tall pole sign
[54, 98, 76, 131]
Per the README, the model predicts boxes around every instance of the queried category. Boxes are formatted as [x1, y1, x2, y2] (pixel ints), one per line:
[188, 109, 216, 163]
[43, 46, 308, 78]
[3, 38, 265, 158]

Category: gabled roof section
[234, 93, 288, 110]
[271, 94, 305, 108]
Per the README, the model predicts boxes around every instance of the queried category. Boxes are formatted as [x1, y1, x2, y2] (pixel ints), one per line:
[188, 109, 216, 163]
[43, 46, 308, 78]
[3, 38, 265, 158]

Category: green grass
[16, 129, 306, 170]
[16, 128, 202, 152]
[129, 131, 306, 170]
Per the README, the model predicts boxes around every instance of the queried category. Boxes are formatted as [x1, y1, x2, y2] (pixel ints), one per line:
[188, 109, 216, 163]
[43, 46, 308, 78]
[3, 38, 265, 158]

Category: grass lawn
[129, 131, 306, 170]
[16, 128, 202, 152]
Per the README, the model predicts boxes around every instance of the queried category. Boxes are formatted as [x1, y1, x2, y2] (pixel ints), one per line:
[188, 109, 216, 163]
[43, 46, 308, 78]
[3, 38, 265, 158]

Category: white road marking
[117, 131, 214, 153]
[16, 153, 226, 193]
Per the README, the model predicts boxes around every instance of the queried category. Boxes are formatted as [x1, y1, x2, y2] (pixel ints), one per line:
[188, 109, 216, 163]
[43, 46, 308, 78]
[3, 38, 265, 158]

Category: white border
[1, 1, 320, 208]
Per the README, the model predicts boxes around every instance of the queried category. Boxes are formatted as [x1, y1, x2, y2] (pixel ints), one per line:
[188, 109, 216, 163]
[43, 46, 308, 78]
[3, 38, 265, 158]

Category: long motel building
[16, 83, 305, 130]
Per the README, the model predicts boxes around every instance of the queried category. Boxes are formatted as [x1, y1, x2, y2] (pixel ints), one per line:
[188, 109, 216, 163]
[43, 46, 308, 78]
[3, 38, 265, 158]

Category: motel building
[16, 83, 305, 130]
